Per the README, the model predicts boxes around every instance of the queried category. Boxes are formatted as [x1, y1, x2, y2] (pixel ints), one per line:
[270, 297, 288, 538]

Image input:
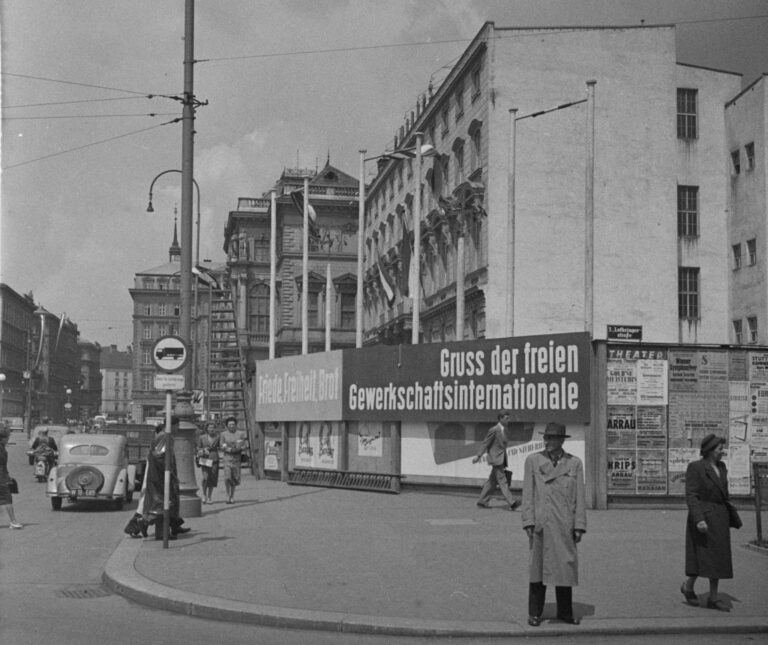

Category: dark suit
[476, 422, 517, 507]
[685, 459, 733, 579]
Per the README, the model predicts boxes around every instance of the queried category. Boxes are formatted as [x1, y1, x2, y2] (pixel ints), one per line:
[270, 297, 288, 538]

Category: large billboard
[343, 332, 591, 423]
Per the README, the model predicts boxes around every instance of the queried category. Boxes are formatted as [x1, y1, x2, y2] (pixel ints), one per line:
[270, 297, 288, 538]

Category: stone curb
[103, 537, 768, 638]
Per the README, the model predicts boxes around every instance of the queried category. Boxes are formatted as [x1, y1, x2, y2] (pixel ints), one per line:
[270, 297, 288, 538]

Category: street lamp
[146, 169, 202, 388]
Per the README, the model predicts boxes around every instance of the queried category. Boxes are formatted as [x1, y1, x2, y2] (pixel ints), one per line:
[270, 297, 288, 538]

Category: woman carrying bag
[0, 426, 23, 529]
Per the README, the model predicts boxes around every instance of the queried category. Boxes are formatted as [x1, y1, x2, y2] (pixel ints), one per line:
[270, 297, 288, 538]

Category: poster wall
[606, 345, 768, 496]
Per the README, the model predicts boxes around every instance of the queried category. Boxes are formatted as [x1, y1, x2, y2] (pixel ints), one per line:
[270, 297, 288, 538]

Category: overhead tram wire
[2, 96, 157, 109]
[2, 118, 180, 170]
[0, 71, 177, 100]
[196, 13, 768, 64]
[3, 112, 179, 120]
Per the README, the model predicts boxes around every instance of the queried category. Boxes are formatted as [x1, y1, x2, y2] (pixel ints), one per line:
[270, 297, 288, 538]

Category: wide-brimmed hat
[541, 422, 570, 439]
[700, 433, 726, 456]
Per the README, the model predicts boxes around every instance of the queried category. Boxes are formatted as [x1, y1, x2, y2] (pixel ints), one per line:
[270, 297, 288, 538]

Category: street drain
[57, 585, 112, 599]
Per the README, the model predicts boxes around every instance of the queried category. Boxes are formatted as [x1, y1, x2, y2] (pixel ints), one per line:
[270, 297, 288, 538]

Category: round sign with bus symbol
[151, 336, 189, 372]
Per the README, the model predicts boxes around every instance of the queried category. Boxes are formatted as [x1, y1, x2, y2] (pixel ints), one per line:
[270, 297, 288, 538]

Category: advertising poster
[729, 382, 750, 442]
[748, 351, 768, 382]
[668, 391, 729, 448]
[636, 359, 668, 405]
[697, 351, 729, 383]
[316, 421, 339, 469]
[729, 351, 748, 380]
[636, 450, 667, 494]
[667, 448, 698, 495]
[357, 420, 383, 457]
[749, 383, 768, 415]
[606, 359, 637, 404]
[725, 444, 751, 495]
[636, 405, 667, 450]
[668, 350, 699, 392]
[606, 405, 636, 449]
[265, 439, 281, 470]
[607, 450, 636, 492]
[750, 415, 768, 450]
[295, 421, 314, 468]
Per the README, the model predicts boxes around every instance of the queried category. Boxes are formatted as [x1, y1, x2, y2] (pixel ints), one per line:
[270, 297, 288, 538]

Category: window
[733, 319, 743, 344]
[249, 284, 269, 334]
[747, 238, 757, 265]
[454, 144, 465, 184]
[142, 324, 153, 340]
[732, 243, 742, 270]
[748, 316, 758, 343]
[141, 350, 151, 365]
[142, 278, 154, 289]
[745, 142, 755, 171]
[308, 291, 320, 327]
[677, 88, 697, 139]
[470, 123, 482, 171]
[441, 156, 450, 196]
[731, 150, 740, 175]
[254, 235, 269, 262]
[678, 267, 699, 320]
[142, 375, 153, 391]
[157, 323, 168, 336]
[340, 292, 355, 329]
[677, 186, 698, 237]
[455, 84, 464, 121]
[143, 303, 151, 316]
[441, 105, 449, 137]
[158, 303, 167, 316]
[173, 304, 180, 316]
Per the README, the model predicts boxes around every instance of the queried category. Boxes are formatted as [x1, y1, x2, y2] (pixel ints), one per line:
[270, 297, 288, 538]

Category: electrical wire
[0, 71, 174, 98]
[2, 96, 159, 109]
[2, 119, 180, 170]
[3, 113, 179, 120]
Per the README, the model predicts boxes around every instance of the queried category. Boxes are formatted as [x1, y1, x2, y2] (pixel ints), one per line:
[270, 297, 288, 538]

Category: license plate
[72, 489, 97, 497]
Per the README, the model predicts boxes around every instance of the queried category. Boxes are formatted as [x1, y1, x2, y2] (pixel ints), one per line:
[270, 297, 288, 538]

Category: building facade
[129, 221, 216, 422]
[100, 344, 132, 420]
[76, 339, 102, 423]
[223, 160, 359, 369]
[726, 75, 768, 344]
[363, 22, 743, 347]
[0, 284, 36, 425]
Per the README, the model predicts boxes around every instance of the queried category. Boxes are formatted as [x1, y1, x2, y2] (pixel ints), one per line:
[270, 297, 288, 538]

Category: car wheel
[51, 497, 62, 511]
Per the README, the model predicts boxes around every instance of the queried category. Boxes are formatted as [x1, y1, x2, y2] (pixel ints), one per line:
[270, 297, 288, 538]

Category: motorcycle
[27, 445, 57, 482]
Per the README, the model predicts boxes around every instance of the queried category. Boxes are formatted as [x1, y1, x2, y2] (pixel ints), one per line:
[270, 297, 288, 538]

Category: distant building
[0, 284, 36, 424]
[77, 339, 102, 422]
[99, 344, 132, 420]
[129, 217, 218, 422]
[223, 159, 359, 368]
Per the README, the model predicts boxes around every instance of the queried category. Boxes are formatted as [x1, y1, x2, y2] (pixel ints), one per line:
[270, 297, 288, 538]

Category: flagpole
[269, 190, 277, 359]
[412, 132, 423, 345]
[585, 80, 596, 337]
[507, 108, 517, 338]
[325, 263, 332, 351]
[357, 150, 365, 348]
[302, 176, 309, 355]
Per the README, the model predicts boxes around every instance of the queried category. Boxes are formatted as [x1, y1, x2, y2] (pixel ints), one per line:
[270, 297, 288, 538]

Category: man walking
[472, 411, 519, 510]
[220, 416, 248, 504]
[522, 422, 586, 627]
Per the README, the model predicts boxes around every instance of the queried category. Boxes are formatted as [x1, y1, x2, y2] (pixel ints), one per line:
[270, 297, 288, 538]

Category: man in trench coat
[521, 422, 586, 626]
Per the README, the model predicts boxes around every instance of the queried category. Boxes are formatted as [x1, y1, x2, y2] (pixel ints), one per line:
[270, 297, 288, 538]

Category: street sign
[151, 335, 189, 372]
[154, 373, 186, 391]
[607, 325, 642, 342]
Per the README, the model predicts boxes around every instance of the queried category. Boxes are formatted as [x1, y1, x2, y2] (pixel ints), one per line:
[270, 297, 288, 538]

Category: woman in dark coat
[681, 433, 738, 611]
[0, 427, 23, 529]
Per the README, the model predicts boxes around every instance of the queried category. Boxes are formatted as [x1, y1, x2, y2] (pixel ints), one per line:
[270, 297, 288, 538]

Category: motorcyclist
[31, 429, 58, 470]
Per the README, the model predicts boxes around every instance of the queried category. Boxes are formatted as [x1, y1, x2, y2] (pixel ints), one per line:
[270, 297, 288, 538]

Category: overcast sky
[1, 0, 766, 350]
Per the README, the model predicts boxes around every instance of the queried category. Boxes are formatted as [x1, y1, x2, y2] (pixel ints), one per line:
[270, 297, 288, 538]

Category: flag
[193, 265, 219, 289]
[376, 249, 395, 307]
[380, 143, 438, 161]
[54, 313, 67, 353]
[290, 189, 320, 240]
[399, 218, 411, 297]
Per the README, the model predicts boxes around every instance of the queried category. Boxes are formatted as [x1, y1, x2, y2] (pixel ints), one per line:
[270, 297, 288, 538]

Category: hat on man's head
[700, 433, 725, 456]
[542, 422, 570, 439]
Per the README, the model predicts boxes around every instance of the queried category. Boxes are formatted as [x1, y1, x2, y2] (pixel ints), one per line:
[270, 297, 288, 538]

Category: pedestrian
[220, 416, 248, 504]
[681, 433, 741, 611]
[0, 426, 23, 529]
[521, 422, 586, 627]
[143, 418, 190, 540]
[197, 421, 220, 504]
[472, 411, 519, 510]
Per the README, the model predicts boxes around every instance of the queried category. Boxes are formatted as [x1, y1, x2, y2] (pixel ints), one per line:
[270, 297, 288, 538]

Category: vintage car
[47, 433, 135, 510]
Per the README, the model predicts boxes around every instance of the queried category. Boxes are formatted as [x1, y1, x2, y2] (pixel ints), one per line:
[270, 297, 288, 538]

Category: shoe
[476, 501, 490, 508]
[527, 616, 542, 627]
[172, 526, 191, 535]
[680, 582, 698, 606]
[706, 599, 730, 612]
[226, 499, 234, 504]
[9, 522, 23, 530]
[557, 615, 581, 625]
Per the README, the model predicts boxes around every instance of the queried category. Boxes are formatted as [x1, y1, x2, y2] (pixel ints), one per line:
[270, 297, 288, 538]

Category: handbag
[726, 501, 742, 529]
[8, 477, 19, 494]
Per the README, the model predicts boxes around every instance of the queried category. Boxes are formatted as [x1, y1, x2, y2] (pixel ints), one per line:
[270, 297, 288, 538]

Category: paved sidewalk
[104, 475, 768, 638]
